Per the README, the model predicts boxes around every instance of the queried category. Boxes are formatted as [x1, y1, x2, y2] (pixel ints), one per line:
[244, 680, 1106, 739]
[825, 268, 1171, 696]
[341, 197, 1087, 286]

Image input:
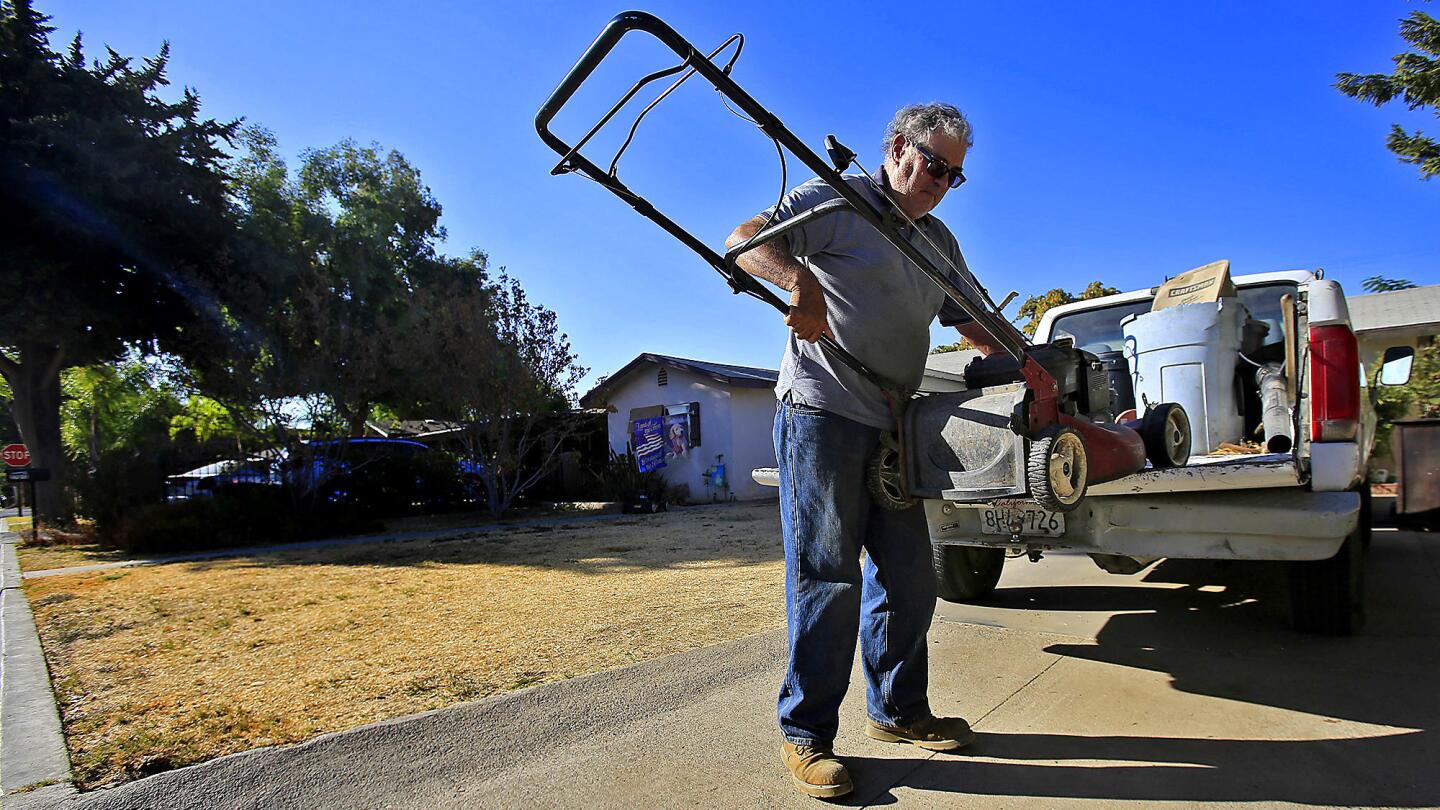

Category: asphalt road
[32, 527, 1440, 810]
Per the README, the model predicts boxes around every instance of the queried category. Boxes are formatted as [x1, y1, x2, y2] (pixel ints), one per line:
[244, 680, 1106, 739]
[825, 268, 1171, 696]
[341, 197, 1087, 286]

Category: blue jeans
[774, 398, 938, 746]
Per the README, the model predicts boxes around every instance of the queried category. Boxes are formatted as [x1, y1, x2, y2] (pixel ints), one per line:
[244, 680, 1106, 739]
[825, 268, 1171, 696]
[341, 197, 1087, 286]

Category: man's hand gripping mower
[535, 11, 1192, 514]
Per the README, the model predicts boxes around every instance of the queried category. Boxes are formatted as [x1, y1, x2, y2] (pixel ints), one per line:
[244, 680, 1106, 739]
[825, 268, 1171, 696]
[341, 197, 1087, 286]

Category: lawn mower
[535, 11, 1191, 514]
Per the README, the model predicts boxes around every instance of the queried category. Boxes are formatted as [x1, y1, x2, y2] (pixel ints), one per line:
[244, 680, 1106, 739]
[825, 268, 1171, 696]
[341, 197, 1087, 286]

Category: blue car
[285, 438, 482, 512]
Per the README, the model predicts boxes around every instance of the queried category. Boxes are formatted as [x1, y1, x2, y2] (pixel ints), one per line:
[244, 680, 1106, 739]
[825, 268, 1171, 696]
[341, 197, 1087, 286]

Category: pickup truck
[755, 270, 1415, 635]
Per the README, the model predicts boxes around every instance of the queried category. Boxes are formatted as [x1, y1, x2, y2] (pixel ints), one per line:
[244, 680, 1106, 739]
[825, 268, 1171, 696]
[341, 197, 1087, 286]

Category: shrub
[109, 489, 379, 555]
[71, 451, 168, 533]
[590, 449, 666, 503]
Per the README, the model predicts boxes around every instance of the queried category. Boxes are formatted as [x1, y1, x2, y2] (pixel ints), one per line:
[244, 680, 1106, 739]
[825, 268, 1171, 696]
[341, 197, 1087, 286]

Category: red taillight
[1309, 324, 1360, 442]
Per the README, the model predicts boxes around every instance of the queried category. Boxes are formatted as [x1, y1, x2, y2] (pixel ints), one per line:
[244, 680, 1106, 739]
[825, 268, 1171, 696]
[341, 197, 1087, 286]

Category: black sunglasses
[909, 140, 966, 189]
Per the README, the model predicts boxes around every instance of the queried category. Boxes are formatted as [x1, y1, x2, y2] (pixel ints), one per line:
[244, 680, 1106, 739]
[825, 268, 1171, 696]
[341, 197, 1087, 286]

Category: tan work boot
[865, 715, 976, 752]
[781, 741, 853, 799]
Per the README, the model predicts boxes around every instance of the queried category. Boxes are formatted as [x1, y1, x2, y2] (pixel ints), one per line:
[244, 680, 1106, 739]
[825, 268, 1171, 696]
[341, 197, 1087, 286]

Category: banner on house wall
[663, 413, 688, 460]
[632, 416, 666, 472]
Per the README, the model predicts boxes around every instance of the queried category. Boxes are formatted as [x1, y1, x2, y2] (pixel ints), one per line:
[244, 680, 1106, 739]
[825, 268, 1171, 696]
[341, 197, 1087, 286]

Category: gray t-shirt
[771, 171, 981, 429]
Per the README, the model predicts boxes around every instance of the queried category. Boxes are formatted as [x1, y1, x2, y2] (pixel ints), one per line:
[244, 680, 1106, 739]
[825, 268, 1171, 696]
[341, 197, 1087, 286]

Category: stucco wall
[594, 361, 780, 502]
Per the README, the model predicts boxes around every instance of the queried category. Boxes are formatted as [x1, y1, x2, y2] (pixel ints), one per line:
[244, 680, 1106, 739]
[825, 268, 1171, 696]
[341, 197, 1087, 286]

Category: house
[580, 354, 779, 502]
[1347, 284, 1440, 363]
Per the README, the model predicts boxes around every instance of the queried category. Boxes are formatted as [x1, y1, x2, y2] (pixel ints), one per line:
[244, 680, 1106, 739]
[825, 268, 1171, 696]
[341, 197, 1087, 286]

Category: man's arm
[726, 216, 833, 343]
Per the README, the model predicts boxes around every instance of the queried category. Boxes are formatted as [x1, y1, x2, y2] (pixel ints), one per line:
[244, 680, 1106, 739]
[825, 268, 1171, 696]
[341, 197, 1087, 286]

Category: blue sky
[51, 1, 1440, 395]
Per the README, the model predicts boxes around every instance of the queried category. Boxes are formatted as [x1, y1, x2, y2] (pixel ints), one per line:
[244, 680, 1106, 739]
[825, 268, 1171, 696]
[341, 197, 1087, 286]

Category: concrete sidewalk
[20, 529, 1440, 809]
[2, 533, 74, 808]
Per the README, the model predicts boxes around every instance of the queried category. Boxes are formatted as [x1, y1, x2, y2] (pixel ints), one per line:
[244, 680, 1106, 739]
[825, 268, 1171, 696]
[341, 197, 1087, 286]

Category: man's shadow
[842, 728, 1435, 806]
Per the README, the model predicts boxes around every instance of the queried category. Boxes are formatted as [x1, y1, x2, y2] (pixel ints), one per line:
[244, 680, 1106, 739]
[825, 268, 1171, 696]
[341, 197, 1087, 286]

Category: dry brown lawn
[17, 541, 130, 574]
[24, 500, 784, 788]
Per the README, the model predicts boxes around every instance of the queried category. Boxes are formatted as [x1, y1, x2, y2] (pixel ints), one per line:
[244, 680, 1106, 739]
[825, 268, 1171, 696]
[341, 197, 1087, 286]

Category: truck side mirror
[1379, 346, 1415, 386]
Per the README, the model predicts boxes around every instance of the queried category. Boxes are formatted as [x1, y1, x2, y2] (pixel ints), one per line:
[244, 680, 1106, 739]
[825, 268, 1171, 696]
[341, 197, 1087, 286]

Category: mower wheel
[1141, 402, 1192, 468]
[866, 432, 916, 511]
[1027, 427, 1087, 512]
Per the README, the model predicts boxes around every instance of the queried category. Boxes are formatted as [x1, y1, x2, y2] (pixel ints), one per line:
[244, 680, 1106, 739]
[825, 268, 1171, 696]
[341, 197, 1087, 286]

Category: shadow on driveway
[867, 531, 1440, 807]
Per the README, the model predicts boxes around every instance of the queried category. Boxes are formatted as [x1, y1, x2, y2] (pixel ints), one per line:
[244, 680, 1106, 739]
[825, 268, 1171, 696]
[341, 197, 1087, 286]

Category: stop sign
[3, 444, 30, 467]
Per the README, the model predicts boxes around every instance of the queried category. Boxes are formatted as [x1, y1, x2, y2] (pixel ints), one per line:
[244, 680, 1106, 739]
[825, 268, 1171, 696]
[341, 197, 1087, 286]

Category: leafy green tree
[930, 338, 974, 354]
[0, 1, 238, 521]
[403, 267, 588, 516]
[217, 129, 586, 514]
[57, 353, 204, 523]
[1374, 340, 1440, 454]
[0, 376, 18, 444]
[1404, 344, 1440, 419]
[1015, 281, 1120, 337]
[218, 128, 455, 438]
[1336, 10, 1440, 179]
[59, 357, 175, 466]
[168, 395, 257, 457]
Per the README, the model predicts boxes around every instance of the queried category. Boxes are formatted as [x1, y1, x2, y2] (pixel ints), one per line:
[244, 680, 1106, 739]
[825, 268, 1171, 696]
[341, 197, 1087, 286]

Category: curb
[1, 532, 76, 805]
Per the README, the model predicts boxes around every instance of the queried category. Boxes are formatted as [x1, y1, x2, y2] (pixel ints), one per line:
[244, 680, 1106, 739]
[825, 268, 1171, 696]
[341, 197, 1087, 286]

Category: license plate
[979, 499, 1065, 537]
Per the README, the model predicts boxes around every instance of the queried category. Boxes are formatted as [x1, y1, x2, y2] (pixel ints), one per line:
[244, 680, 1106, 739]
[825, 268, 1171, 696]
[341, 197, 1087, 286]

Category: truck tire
[1288, 490, 1368, 635]
[933, 544, 1005, 603]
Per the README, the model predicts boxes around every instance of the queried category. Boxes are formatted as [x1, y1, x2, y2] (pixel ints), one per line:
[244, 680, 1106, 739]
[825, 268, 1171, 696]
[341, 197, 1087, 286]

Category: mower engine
[964, 342, 1116, 421]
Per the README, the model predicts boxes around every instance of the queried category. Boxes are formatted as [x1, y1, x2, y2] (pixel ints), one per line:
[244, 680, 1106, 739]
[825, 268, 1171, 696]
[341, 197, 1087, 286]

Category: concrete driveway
[31, 527, 1440, 809]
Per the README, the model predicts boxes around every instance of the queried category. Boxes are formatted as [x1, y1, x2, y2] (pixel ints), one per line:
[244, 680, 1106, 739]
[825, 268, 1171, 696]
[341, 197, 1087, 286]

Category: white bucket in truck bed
[1122, 299, 1246, 454]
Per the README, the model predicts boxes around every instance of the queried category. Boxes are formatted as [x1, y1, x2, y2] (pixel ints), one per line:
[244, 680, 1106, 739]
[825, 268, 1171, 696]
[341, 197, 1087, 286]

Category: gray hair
[882, 103, 973, 160]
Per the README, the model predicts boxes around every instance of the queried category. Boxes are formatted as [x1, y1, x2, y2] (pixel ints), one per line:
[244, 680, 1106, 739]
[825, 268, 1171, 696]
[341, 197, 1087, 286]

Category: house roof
[365, 419, 463, 438]
[1347, 285, 1440, 339]
[924, 349, 982, 377]
[581, 353, 779, 407]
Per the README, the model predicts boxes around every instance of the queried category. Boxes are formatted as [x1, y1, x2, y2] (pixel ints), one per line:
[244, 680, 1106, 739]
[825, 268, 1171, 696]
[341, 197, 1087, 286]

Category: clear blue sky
[52, 1, 1440, 395]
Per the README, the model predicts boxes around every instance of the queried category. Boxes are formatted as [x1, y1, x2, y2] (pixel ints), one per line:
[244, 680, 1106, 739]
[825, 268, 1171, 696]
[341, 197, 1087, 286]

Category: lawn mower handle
[536, 10, 1062, 432]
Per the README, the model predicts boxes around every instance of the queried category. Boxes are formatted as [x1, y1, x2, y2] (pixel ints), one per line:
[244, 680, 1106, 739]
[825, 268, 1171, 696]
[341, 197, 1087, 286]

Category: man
[727, 103, 999, 799]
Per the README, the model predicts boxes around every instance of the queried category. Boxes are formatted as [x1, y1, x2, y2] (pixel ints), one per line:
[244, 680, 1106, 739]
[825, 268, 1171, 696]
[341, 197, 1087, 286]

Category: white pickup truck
[756, 270, 1415, 635]
[928, 270, 1423, 636]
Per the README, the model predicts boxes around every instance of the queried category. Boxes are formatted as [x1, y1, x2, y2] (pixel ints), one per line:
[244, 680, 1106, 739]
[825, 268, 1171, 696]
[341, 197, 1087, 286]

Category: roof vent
[657, 368, 668, 386]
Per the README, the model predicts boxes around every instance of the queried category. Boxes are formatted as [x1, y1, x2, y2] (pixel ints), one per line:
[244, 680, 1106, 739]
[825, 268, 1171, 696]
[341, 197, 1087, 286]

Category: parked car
[284, 438, 481, 513]
[166, 457, 281, 502]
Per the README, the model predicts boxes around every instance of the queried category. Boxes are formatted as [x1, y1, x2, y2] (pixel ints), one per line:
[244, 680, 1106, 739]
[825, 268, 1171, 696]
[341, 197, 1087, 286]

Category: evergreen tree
[1336, 10, 1440, 179]
[0, 0, 238, 521]
[1362, 275, 1418, 293]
